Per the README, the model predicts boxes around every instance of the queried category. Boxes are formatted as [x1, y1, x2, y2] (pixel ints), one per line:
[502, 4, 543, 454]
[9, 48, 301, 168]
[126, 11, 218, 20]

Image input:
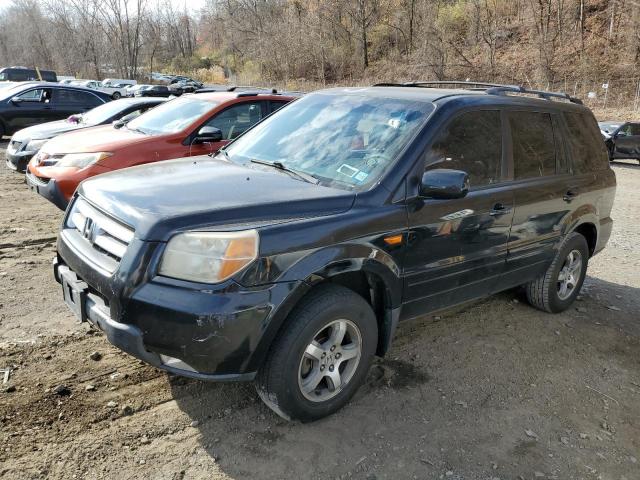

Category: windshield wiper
[250, 159, 319, 185]
[126, 124, 146, 135]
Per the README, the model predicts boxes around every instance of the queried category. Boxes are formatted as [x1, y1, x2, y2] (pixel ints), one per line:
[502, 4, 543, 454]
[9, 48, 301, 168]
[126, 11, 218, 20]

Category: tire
[525, 232, 589, 313]
[112, 91, 121, 100]
[255, 284, 378, 422]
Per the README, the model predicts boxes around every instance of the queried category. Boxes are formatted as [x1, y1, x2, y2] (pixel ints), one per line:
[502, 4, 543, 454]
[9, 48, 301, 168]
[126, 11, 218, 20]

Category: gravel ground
[0, 140, 639, 480]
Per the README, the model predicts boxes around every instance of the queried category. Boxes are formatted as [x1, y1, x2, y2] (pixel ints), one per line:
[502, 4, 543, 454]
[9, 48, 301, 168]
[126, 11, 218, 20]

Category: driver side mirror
[420, 169, 469, 199]
[10, 97, 23, 105]
[113, 119, 127, 129]
[194, 126, 223, 144]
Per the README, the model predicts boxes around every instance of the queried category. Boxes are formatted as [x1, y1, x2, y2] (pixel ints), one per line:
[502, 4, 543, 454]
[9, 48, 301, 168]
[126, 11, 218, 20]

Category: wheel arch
[572, 221, 597, 257]
[246, 244, 403, 372]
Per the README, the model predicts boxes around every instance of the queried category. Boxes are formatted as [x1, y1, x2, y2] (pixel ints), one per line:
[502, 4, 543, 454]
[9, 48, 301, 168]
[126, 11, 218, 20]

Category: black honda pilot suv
[54, 82, 616, 421]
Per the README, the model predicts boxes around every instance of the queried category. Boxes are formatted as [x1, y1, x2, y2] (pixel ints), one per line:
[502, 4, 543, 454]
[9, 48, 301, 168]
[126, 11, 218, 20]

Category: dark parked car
[135, 85, 172, 98]
[599, 121, 640, 163]
[169, 80, 203, 95]
[0, 82, 111, 139]
[6, 97, 165, 171]
[0, 67, 57, 82]
[53, 82, 615, 422]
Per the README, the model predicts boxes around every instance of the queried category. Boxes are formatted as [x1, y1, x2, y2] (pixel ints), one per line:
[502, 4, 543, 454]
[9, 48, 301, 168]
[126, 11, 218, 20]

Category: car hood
[78, 157, 356, 241]
[40, 124, 150, 154]
[12, 119, 84, 142]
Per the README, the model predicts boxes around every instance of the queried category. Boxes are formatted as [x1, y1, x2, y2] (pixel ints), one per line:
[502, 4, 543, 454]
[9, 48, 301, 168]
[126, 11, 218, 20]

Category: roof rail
[227, 85, 278, 94]
[373, 80, 583, 105]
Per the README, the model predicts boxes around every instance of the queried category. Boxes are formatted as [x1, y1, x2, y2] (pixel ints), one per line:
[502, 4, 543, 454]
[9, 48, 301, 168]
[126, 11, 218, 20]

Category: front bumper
[6, 150, 36, 172]
[25, 171, 69, 210]
[54, 240, 304, 381]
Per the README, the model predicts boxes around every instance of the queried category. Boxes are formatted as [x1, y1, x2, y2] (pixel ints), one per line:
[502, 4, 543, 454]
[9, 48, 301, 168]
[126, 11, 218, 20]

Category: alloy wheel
[557, 249, 583, 300]
[298, 319, 362, 402]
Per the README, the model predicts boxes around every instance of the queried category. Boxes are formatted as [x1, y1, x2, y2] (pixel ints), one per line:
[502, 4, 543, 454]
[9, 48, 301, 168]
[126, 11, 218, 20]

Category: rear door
[498, 109, 573, 290]
[402, 109, 514, 318]
[51, 88, 104, 120]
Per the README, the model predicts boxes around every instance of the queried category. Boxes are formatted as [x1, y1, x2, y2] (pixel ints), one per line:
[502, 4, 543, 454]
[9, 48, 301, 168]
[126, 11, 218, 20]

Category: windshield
[79, 100, 134, 125]
[126, 96, 215, 135]
[224, 92, 434, 190]
[599, 122, 621, 132]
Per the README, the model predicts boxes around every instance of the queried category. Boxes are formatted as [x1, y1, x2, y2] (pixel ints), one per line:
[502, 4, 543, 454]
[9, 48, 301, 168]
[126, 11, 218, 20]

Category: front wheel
[256, 284, 378, 422]
[112, 91, 121, 100]
[525, 232, 589, 313]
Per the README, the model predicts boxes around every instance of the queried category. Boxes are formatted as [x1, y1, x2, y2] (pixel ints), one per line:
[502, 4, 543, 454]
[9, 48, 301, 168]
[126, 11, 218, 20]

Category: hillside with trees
[0, 0, 638, 110]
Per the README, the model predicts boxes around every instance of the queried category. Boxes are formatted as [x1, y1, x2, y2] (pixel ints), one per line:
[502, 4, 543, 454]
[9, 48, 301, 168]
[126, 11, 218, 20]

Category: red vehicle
[26, 91, 296, 209]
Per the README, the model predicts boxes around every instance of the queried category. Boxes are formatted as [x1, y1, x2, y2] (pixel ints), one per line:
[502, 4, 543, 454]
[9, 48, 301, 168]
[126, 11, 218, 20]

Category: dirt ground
[1, 140, 639, 480]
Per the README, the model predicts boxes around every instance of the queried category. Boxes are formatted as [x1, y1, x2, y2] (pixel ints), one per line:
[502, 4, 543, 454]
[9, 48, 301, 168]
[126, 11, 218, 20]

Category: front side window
[509, 111, 556, 179]
[224, 92, 434, 190]
[627, 123, 640, 136]
[564, 112, 609, 173]
[126, 97, 215, 135]
[425, 110, 502, 188]
[16, 88, 45, 101]
[205, 102, 262, 140]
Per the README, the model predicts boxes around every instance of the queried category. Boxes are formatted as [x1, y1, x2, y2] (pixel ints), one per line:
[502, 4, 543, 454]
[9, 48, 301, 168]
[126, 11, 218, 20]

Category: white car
[72, 79, 136, 100]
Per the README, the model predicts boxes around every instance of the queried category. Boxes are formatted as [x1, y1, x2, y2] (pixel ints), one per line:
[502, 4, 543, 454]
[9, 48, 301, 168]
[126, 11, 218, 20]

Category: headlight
[25, 138, 49, 152]
[57, 152, 112, 168]
[159, 230, 259, 283]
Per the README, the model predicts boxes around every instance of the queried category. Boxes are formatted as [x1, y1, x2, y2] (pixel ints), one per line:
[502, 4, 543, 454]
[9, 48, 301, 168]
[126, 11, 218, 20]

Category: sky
[0, 0, 209, 13]
[162, 0, 208, 12]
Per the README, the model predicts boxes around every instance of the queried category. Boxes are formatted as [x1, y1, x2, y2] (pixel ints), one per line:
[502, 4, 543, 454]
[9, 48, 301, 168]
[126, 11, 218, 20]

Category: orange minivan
[26, 91, 296, 209]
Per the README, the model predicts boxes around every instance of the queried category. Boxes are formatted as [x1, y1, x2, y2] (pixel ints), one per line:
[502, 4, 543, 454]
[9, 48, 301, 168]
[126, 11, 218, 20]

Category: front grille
[63, 197, 134, 274]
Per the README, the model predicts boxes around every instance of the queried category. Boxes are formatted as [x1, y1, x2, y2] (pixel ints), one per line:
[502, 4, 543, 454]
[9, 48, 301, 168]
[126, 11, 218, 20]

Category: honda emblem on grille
[82, 217, 96, 244]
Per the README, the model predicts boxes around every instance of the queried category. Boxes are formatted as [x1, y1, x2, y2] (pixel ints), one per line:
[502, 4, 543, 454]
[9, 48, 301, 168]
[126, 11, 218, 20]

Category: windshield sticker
[354, 171, 369, 182]
[337, 164, 359, 178]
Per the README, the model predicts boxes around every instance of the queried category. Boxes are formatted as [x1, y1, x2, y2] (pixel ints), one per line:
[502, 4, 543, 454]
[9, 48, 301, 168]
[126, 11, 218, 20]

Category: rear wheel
[525, 232, 589, 313]
[112, 91, 121, 100]
[256, 284, 377, 422]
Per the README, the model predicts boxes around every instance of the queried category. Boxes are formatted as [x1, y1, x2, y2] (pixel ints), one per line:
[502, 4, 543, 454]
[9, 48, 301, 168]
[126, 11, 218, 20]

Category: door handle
[563, 190, 578, 202]
[489, 203, 512, 216]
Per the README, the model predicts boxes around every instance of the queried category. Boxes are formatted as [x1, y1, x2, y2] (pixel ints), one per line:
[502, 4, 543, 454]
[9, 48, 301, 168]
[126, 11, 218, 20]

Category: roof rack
[373, 80, 583, 104]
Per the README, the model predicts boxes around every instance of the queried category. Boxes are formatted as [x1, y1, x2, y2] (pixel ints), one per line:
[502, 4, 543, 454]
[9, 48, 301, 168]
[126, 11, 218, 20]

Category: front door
[613, 123, 640, 159]
[5, 88, 53, 131]
[402, 109, 513, 319]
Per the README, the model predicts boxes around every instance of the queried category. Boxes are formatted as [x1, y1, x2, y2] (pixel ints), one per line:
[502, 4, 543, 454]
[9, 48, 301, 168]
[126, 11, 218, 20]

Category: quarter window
[206, 102, 263, 140]
[509, 111, 556, 179]
[425, 110, 502, 188]
[564, 112, 610, 173]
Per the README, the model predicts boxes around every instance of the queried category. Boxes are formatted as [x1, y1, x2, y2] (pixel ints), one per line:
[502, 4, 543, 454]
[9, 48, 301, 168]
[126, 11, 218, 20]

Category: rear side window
[508, 111, 556, 179]
[564, 112, 609, 173]
[54, 89, 102, 106]
[425, 110, 502, 188]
